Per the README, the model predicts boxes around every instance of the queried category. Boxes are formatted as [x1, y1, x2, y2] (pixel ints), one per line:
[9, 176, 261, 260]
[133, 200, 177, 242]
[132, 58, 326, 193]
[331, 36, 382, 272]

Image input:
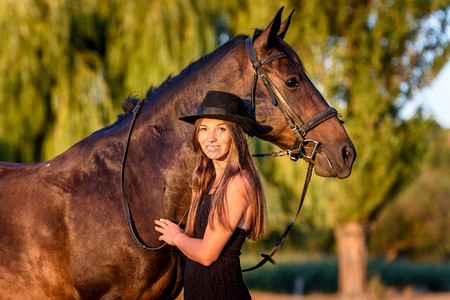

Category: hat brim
[179, 114, 271, 136]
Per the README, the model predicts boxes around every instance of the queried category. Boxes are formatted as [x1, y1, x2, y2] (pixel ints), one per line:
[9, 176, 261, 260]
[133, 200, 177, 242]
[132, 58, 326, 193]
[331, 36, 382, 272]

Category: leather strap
[121, 100, 188, 250]
[242, 141, 320, 272]
[245, 37, 338, 157]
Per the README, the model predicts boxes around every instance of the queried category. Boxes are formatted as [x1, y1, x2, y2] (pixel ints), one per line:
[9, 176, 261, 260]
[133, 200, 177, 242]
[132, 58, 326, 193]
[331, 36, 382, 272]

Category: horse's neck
[130, 56, 247, 217]
[126, 65, 220, 206]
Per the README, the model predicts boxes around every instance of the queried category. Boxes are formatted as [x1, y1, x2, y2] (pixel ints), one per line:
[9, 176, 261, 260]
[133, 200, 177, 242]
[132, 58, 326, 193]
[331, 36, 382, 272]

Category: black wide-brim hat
[179, 90, 271, 136]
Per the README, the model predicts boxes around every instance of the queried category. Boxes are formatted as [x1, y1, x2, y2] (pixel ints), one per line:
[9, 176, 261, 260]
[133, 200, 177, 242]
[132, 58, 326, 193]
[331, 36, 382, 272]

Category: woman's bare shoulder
[227, 171, 252, 196]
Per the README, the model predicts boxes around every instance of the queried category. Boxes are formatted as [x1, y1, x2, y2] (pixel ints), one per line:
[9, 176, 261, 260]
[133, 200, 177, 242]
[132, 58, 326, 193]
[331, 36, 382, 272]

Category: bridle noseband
[245, 37, 338, 161]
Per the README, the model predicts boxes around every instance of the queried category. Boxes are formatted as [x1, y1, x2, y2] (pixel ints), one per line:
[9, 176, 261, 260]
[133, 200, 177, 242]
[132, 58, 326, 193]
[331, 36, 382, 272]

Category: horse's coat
[0, 9, 355, 299]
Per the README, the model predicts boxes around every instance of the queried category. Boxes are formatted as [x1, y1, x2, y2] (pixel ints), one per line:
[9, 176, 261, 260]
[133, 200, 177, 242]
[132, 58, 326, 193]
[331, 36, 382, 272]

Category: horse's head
[242, 8, 356, 179]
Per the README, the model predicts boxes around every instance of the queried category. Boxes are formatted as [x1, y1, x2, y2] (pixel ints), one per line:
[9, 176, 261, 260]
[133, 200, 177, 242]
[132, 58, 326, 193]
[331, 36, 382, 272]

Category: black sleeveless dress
[184, 194, 251, 300]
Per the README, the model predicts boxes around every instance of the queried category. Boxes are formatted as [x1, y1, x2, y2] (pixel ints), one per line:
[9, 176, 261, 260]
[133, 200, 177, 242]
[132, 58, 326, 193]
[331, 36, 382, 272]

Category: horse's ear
[278, 9, 294, 40]
[253, 7, 284, 51]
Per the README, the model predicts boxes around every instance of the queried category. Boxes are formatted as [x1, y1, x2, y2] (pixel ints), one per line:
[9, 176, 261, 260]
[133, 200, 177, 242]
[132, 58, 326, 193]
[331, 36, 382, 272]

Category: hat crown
[179, 90, 271, 136]
[197, 91, 247, 117]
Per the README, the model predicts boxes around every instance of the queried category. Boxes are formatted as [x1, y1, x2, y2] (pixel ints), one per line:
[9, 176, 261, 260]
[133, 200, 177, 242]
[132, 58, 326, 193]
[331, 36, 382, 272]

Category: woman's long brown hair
[184, 119, 265, 241]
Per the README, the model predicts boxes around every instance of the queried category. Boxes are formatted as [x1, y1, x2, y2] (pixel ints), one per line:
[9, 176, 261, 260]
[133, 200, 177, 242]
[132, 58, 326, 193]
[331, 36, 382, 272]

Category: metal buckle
[286, 144, 303, 162]
[299, 140, 321, 160]
[287, 149, 301, 161]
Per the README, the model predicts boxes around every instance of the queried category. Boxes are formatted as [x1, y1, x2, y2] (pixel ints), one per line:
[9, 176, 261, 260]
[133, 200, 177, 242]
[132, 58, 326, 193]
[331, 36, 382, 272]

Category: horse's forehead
[269, 56, 298, 78]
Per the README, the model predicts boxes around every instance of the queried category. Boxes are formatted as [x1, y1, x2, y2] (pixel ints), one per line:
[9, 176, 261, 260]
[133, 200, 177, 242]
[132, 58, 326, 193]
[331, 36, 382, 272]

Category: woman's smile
[205, 144, 221, 151]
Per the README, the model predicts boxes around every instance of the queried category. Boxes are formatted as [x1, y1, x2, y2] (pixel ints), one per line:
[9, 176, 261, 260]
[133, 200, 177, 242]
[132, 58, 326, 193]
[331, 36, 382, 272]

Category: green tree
[370, 126, 450, 261]
[0, 0, 220, 162]
[0, 0, 114, 162]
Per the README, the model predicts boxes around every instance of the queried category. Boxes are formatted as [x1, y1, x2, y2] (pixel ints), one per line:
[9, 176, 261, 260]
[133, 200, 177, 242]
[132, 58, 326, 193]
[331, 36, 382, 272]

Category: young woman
[154, 90, 267, 300]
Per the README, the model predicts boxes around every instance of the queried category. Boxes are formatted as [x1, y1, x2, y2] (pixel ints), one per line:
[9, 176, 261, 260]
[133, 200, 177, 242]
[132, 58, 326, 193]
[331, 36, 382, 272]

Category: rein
[121, 100, 188, 250]
[243, 143, 319, 272]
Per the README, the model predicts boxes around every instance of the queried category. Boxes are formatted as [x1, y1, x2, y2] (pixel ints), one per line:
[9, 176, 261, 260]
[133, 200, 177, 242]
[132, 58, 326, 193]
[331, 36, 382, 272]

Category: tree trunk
[334, 222, 368, 300]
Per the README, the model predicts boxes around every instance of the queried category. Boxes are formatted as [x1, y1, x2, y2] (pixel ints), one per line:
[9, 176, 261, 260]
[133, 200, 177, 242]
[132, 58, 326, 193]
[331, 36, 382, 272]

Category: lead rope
[242, 141, 320, 272]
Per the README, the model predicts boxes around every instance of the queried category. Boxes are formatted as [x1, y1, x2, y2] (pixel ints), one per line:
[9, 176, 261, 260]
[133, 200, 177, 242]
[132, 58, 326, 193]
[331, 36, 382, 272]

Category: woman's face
[198, 118, 232, 162]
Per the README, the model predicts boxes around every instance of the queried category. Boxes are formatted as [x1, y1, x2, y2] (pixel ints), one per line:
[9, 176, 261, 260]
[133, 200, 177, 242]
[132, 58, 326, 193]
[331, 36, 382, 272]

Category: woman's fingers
[154, 219, 181, 245]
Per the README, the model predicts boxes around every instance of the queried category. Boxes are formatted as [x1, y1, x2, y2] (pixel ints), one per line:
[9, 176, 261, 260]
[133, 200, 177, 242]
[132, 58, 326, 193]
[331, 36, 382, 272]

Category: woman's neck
[213, 160, 227, 179]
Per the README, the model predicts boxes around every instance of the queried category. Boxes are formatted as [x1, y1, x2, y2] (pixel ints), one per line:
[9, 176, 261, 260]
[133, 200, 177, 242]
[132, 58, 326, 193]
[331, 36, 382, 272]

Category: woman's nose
[207, 131, 217, 142]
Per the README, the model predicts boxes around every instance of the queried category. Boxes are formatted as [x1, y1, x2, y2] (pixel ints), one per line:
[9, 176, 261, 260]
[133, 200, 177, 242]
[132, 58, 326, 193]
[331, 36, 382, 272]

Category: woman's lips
[205, 145, 220, 151]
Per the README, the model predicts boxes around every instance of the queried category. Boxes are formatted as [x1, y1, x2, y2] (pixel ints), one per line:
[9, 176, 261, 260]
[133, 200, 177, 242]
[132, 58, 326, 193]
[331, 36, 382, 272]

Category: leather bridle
[241, 37, 340, 271]
[245, 37, 338, 161]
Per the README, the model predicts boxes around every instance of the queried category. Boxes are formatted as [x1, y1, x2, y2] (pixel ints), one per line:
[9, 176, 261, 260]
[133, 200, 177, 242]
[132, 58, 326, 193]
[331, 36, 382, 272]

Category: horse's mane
[95, 35, 249, 133]
[146, 34, 249, 102]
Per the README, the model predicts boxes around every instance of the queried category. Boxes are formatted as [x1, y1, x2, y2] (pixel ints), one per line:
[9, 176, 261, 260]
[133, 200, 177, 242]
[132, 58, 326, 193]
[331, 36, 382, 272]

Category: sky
[401, 62, 450, 129]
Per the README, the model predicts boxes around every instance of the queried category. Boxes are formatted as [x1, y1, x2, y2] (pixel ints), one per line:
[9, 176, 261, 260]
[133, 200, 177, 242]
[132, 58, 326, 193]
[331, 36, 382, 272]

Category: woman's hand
[154, 219, 184, 246]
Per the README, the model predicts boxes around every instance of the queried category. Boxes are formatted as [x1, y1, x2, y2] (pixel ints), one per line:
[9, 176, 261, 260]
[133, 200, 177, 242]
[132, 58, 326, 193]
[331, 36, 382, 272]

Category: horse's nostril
[342, 146, 355, 166]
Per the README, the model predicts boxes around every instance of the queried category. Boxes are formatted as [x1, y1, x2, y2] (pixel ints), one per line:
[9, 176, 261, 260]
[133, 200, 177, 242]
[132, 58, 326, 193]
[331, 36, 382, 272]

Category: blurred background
[0, 1, 449, 299]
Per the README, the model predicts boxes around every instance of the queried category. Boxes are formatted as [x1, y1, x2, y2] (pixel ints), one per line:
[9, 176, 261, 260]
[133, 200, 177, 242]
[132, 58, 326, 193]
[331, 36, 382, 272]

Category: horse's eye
[285, 77, 298, 89]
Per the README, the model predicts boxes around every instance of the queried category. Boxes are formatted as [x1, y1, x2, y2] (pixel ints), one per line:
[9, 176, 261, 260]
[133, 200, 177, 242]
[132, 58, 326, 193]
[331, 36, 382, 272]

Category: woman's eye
[285, 77, 298, 88]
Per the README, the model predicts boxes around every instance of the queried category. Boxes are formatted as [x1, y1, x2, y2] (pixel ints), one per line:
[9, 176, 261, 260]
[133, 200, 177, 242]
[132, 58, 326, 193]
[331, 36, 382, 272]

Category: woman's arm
[155, 174, 250, 266]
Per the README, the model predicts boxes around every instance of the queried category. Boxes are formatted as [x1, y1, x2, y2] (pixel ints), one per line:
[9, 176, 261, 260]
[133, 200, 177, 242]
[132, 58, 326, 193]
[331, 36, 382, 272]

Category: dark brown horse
[0, 8, 355, 299]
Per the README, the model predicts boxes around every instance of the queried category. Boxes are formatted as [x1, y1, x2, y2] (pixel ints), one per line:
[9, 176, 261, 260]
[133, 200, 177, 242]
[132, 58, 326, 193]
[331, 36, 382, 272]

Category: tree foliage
[370, 127, 450, 260]
[0, 0, 220, 162]
[0, 0, 113, 161]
